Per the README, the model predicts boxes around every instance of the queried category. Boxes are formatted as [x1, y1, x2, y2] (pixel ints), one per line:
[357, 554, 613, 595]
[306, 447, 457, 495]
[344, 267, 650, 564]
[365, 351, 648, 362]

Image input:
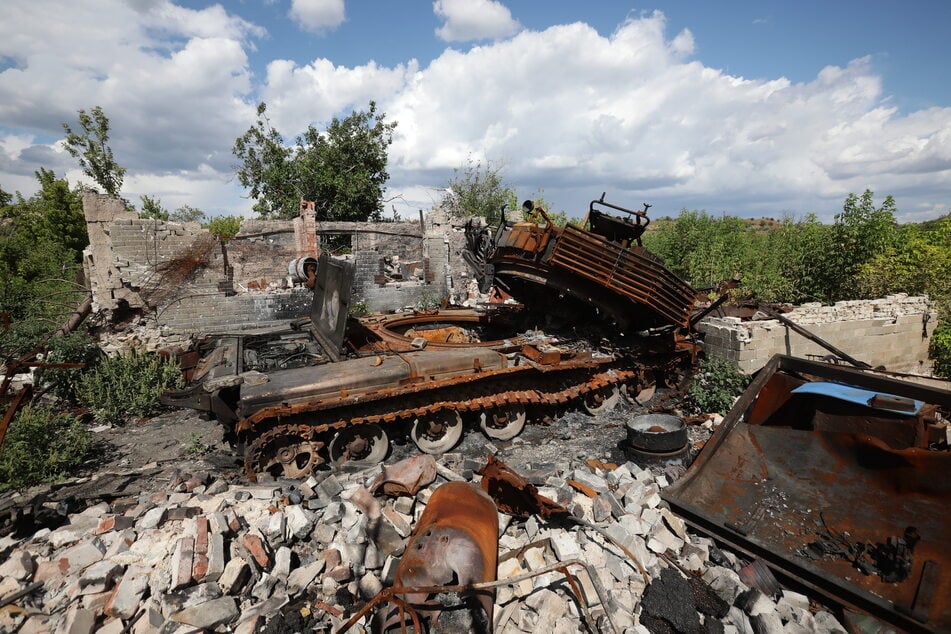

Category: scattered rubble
[0, 428, 854, 633]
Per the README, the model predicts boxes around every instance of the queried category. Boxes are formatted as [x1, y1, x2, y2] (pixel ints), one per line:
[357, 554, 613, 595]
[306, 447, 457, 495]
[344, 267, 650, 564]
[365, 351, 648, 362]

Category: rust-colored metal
[388, 482, 499, 631]
[478, 454, 570, 521]
[0, 384, 33, 452]
[487, 194, 698, 332]
[162, 194, 699, 479]
[370, 454, 437, 497]
[663, 355, 951, 633]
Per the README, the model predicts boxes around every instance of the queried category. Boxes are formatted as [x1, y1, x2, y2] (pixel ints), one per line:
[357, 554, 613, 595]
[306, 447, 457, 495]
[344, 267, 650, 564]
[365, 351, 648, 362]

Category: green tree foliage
[0, 404, 91, 491]
[233, 101, 396, 220]
[819, 190, 897, 300]
[443, 157, 515, 225]
[38, 331, 101, 404]
[204, 215, 242, 242]
[0, 170, 88, 355]
[139, 194, 168, 220]
[170, 204, 206, 224]
[62, 106, 126, 197]
[77, 350, 183, 425]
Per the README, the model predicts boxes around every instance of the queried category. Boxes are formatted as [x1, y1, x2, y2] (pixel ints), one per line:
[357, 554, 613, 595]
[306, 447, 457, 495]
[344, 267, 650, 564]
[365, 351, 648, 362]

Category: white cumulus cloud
[289, 0, 346, 34]
[434, 0, 520, 42]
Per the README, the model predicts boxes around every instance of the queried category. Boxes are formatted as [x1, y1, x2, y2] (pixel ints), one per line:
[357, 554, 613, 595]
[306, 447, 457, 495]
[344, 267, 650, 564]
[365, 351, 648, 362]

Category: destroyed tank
[162, 195, 701, 479]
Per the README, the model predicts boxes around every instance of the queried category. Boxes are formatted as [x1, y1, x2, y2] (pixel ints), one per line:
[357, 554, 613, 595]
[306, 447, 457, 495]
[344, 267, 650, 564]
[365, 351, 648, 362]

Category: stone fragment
[171, 536, 195, 590]
[95, 618, 124, 634]
[380, 504, 412, 538]
[94, 514, 135, 535]
[105, 564, 151, 620]
[358, 572, 383, 599]
[103, 529, 136, 559]
[497, 558, 533, 597]
[77, 560, 123, 595]
[137, 506, 167, 530]
[166, 506, 202, 521]
[549, 530, 582, 561]
[286, 558, 325, 594]
[60, 604, 96, 634]
[284, 505, 314, 540]
[273, 546, 292, 581]
[241, 533, 271, 569]
[203, 533, 226, 582]
[58, 540, 106, 575]
[571, 468, 609, 494]
[344, 486, 381, 520]
[130, 604, 164, 634]
[266, 511, 286, 544]
[319, 474, 343, 498]
[170, 596, 239, 629]
[0, 549, 35, 580]
[48, 515, 98, 549]
[218, 557, 251, 595]
[251, 572, 277, 600]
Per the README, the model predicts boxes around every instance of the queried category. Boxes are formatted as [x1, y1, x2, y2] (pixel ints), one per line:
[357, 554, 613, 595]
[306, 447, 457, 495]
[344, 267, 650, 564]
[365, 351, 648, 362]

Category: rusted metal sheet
[388, 481, 499, 631]
[478, 454, 570, 521]
[548, 225, 696, 328]
[663, 355, 951, 633]
[310, 252, 355, 362]
[370, 454, 437, 497]
[487, 194, 698, 331]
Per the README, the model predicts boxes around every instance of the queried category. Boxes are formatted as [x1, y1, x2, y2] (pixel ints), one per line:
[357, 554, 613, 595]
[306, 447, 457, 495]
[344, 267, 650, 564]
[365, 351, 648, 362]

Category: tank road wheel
[480, 405, 527, 441]
[411, 410, 463, 454]
[621, 371, 658, 406]
[582, 384, 620, 415]
[251, 437, 324, 479]
[328, 424, 389, 466]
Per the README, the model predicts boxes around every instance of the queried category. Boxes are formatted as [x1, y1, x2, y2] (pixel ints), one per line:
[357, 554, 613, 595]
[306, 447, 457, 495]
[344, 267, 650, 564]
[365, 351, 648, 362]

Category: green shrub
[38, 331, 101, 403]
[77, 350, 183, 425]
[0, 404, 91, 491]
[686, 356, 751, 415]
[930, 322, 951, 379]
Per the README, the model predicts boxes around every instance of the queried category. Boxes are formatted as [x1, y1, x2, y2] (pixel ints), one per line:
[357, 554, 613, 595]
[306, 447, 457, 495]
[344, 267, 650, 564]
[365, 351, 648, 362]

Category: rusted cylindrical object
[389, 481, 498, 631]
[626, 413, 687, 453]
[288, 257, 318, 283]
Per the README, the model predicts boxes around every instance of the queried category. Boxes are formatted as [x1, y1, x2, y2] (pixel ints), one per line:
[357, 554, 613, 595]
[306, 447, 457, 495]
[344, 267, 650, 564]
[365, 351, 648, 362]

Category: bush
[77, 350, 183, 425]
[686, 356, 751, 415]
[39, 331, 101, 403]
[0, 404, 91, 491]
[930, 322, 951, 379]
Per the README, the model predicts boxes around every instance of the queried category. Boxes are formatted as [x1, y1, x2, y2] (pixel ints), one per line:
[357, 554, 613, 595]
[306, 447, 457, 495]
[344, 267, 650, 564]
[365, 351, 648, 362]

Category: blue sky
[2, 0, 950, 222]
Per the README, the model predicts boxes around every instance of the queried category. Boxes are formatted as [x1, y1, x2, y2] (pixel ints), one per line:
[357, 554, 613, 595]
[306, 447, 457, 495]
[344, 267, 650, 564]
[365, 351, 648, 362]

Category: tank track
[241, 357, 681, 478]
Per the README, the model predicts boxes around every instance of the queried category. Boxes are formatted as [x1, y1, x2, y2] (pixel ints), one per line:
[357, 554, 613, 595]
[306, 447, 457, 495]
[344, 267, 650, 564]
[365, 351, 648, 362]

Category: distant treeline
[640, 191, 951, 376]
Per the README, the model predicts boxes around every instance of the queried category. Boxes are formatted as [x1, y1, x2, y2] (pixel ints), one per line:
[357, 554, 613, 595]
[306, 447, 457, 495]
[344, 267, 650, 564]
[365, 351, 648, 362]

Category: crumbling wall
[699, 295, 938, 374]
[82, 194, 456, 345]
[82, 193, 315, 346]
[314, 220, 449, 312]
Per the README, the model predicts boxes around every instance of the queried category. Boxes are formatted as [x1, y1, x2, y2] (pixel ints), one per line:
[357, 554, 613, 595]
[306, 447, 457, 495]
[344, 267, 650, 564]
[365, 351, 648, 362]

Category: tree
[443, 157, 515, 225]
[821, 190, 897, 301]
[139, 195, 168, 220]
[170, 205, 206, 224]
[0, 171, 88, 354]
[233, 101, 397, 220]
[62, 106, 126, 197]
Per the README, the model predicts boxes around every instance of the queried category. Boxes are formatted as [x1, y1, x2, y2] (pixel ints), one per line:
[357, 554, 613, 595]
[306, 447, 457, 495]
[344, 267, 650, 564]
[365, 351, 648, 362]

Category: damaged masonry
[0, 194, 948, 633]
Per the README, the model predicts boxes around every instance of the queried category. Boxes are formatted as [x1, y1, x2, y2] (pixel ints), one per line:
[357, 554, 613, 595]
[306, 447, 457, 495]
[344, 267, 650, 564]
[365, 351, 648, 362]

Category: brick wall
[82, 194, 454, 340]
[698, 295, 938, 375]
